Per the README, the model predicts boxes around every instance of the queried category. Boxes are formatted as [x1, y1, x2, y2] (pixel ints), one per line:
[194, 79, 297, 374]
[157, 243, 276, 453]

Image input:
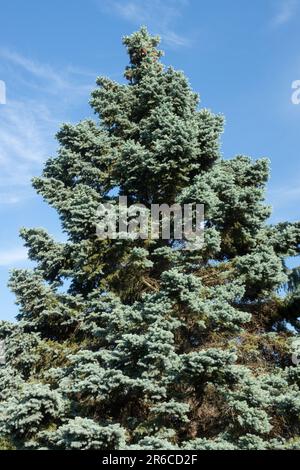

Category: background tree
[1, 27, 300, 450]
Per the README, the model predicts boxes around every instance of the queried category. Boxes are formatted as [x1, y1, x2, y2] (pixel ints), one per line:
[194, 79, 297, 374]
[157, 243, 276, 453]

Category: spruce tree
[1, 27, 300, 450]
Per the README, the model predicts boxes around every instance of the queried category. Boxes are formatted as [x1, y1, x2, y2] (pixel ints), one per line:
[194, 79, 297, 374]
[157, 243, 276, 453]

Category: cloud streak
[0, 248, 28, 266]
[269, 184, 300, 207]
[99, 0, 191, 48]
[0, 50, 95, 206]
[271, 0, 298, 27]
[0, 49, 67, 90]
[267, 182, 300, 223]
[0, 48, 93, 96]
[0, 99, 57, 195]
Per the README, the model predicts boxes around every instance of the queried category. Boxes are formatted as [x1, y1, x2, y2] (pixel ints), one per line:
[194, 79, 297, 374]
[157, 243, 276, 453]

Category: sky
[0, 0, 300, 321]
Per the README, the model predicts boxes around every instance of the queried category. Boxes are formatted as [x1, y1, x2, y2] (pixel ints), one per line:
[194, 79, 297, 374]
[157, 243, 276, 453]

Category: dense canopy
[1, 28, 300, 450]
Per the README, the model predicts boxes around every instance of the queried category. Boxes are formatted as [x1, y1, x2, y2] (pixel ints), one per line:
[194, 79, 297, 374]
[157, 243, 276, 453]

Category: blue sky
[0, 0, 300, 321]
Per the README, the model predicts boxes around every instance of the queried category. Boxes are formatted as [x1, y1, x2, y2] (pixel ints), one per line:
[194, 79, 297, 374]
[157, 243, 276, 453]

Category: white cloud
[0, 48, 93, 96]
[0, 101, 53, 165]
[0, 193, 22, 205]
[0, 50, 95, 205]
[111, 1, 147, 23]
[269, 184, 300, 207]
[0, 248, 28, 266]
[0, 99, 57, 195]
[99, 0, 191, 48]
[267, 182, 300, 223]
[161, 30, 191, 48]
[0, 49, 67, 90]
[271, 0, 298, 27]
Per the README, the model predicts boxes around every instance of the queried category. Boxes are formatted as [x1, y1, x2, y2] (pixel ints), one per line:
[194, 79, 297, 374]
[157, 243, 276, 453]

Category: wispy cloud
[0, 248, 28, 266]
[269, 184, 300, 206]
[0, 49, 67, 90]
[161, 30, 191, 48]
[271, 0, 298, 27]
[0, 100, 57, 191]
[0, 50, 95, 205]
[0, 193, 23, 205]
[267, 182, 300, 223]
[99, 0, 191, 48]
[0, 48, 93, 96]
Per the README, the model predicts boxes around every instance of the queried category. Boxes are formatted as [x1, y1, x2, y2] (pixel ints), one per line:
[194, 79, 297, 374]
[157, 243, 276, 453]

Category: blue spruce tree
[1, 27, 300, 450]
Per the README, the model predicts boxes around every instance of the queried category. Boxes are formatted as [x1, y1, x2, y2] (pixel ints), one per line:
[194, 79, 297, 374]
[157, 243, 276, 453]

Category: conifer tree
[1, 27, 300, 450]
